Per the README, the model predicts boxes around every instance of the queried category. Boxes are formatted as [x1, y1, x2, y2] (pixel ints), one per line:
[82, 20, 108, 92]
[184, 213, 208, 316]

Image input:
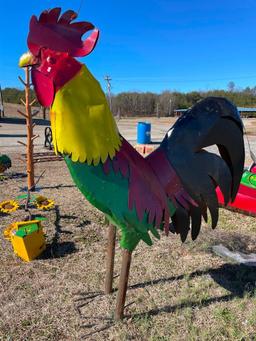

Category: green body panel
[241, 171, 256, 189]
[64, 156, 175, 251]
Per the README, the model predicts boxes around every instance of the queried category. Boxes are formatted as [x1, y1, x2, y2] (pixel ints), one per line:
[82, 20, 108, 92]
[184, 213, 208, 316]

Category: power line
[77, 0, 85, 16]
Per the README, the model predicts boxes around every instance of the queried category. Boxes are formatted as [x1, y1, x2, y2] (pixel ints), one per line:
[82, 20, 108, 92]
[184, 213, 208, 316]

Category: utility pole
[104, 75, 112, 111]
[168, 98, 172, 116]
[156, 103, 160, 118]
[0, 85, 4, 118]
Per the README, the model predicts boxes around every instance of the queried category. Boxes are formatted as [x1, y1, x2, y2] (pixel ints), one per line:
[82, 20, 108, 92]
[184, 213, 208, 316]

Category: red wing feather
[103, 138, 171, 233]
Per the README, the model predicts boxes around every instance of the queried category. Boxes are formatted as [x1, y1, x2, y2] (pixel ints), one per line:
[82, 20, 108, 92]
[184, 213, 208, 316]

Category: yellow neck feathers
[50, 65, 121, 165]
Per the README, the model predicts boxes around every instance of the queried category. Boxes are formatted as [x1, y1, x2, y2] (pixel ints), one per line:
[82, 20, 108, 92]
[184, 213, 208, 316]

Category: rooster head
[19, 8, 99, 107]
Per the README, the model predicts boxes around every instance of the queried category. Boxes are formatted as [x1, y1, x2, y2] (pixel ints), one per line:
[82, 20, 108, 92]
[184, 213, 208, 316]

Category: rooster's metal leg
[115, 249, 132, 320]
[104, 223, 116, 294]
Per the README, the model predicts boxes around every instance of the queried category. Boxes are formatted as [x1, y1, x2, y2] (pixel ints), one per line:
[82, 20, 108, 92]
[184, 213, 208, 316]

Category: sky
[1, 0, 256, 94]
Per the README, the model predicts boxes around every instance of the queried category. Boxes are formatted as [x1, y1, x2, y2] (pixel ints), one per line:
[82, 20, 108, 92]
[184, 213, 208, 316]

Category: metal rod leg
[104, 224, 116, 294]
[114, 249, 132, 320]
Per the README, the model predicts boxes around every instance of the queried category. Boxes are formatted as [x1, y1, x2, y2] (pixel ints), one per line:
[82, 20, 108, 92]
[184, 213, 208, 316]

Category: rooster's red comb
[27, 7, 99, 57]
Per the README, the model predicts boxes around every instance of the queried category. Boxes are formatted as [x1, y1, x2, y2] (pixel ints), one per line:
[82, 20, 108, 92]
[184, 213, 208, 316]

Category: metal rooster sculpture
[19, 8, 245, 320]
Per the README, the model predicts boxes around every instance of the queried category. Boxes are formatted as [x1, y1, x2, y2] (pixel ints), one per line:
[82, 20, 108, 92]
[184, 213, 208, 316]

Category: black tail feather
[162, 97, 245, 242]
[172, 206, 190, 242]
[190, 206, 202, 241]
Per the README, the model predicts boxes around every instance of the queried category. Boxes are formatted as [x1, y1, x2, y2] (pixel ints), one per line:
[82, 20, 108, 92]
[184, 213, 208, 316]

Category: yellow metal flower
[0, 200, 19, 214]
[3, 223, 17, 240]
[35, 196, 55, 210]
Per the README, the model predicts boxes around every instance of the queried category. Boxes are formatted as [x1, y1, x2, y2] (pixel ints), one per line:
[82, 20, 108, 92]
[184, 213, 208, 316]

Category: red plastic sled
[216, 163, 256, 216]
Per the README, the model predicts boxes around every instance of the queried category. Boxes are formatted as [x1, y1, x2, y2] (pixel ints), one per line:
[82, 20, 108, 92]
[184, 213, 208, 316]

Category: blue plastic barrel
[137, 122, 151, 144]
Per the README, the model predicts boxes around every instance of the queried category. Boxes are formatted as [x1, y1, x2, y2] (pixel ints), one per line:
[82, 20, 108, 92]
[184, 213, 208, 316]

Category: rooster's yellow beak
[19, 51, 37, 68]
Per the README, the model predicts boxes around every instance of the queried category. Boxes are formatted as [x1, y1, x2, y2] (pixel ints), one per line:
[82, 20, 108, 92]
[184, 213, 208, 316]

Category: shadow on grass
[2, 172, 27, 181]
[129, 263, 256, 297]
[41, 241, 77, 259]
[40, 205, 77, 259]
[129, 293, 235, 320]
[73, 290, 115, 338]
[209, 263, 256, 297]
[77, 219, 91, 228]
[129, 263, 256, 319]
[39, 184, 75, 190]
[74, 263, 256, 336]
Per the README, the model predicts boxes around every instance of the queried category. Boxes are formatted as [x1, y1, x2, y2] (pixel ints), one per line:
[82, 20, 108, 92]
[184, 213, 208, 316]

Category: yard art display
[1, 193, 54, 261]
[19, 8, 245, 320]
[4, 220, 46, 262]
[216, 163, 256, 216]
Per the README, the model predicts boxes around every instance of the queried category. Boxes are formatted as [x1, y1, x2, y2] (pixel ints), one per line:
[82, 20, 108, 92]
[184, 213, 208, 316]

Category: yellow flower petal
[35, 196, 55, 210]
[0, 200, 19, 214]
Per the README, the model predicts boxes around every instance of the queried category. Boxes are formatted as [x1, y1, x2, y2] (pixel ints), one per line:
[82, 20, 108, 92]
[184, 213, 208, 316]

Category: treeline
[2, 85, 256, 117]
[111, 87, 256, 117]
[2, 87, 38, 105]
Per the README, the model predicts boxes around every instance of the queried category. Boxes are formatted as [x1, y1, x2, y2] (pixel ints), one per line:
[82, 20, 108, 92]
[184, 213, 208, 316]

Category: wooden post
[25, 67, 35, 190]
[18, 67, 37, 191]
[114, 249, 132, 320]
[105, 224, 116, 294]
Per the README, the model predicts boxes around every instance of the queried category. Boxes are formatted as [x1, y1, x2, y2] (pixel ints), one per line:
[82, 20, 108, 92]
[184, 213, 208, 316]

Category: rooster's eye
[46, 56, 56, 64]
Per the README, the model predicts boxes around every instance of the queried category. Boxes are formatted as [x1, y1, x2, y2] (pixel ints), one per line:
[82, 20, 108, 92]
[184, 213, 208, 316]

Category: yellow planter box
[9, 220, 46, 262]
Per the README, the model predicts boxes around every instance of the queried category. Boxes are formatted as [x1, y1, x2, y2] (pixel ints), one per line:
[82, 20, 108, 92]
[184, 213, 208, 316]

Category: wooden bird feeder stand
[18, 67, 39, 191]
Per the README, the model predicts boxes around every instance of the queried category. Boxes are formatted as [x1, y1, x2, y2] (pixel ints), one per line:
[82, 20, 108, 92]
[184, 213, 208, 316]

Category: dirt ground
[1, 120, 256, 340]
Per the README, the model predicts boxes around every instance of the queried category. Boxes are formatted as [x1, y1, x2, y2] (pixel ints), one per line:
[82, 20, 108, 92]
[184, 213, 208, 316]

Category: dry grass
[1, 153, 256, 341]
